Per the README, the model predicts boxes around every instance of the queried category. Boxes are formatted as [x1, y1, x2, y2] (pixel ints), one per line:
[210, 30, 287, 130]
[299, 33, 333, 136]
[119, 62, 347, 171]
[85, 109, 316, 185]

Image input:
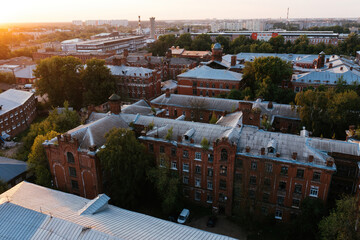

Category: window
[160, 158, 165, 167]
[183, 176, 189, 184]
[264, 178, 271, 186]
[221, 149, 228, 161]
[208, 154, 214, 163]
[261, 206, 268, 215]
[71, 180, 79, 190]
[235, 157, 242, 168]
[263, 193, 270, 202]
[296, 169, 304, 179]
[171, 161, 177, 169]
[195, 191, 201, 201]
[280, 166, 288, 176]
[292, 199, 300, 208]
[192, 89, 197, 95]
[207, 194, 213, 203]
[212, 83, 215, 88]
[195, 152, 201, 160]
[220, 179, 227, 190]
[183, 150, 189, 158]
[159, 146, 165, 153]
[148, 143, 154, 153]
[251, 161, 257, 170]
[248, 190, 255, 199]
[279, 181, 286, 191]
[220, 165, 227, 176]
[207, 167, 213, 177]
[195, 165, 201, 174]
[265, 163, 273, 173]
[277, 196, 284, 206]
[313, 172, 321, 182]
[67, 152, 75, 164]
[220, 84, 223, 89]
[171, 147, 176, 156]
[183, 163, 189, 172]
[69, 167, 77, 177]
[207, 181, 213, 190]
[250, 176, 257, 185]
[275, 210, 283, 220]
[195, 178, 201, 187]
[294, 184, 302, 194]
[192, 81, 197, 87]
[310, 186, 319, 197]
[235, 173, 242, 182]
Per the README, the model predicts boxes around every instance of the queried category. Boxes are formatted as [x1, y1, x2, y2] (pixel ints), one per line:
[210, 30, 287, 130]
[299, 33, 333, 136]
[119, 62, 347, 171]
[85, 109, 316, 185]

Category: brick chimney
[308, 155, 314, 162]
[329, 63, 333, 68]
[267, 101, 273, 109]
[165, 88, 171, 98]
[231, 55, 237, 66]
[108, 93, 121, 114]
[350, 67, 353, 71]
[177, 135, 182, 142]
[261, 148, 265, 155]
[123, 49, 129, 58]
[238, 102, 253, 111]
[292, 152, 297, 160]
[245, 146, 251, 153]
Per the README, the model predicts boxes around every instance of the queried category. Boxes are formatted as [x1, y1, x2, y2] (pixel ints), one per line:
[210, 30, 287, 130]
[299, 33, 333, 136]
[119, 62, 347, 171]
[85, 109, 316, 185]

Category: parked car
[206, 215, 217, 227]
[177, 208, 190, 224]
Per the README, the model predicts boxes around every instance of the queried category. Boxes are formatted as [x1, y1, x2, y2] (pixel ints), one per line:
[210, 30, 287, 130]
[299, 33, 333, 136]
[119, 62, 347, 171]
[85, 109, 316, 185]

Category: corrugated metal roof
[14, 65, 37, 79]
[0, 156, 28, 182]
[0, 182, 235, 240]
[178, 66, 243, 81]
[0, 89, 34, 116]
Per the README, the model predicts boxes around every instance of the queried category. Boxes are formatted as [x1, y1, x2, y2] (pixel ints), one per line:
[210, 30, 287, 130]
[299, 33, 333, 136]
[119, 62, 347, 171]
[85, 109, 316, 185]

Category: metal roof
[0, 156, 28, 182]
[178, 66, 243, 81]
[0, 89, 34, 116]
[0, 182, 235, 240]
[107, 65, 154, 77]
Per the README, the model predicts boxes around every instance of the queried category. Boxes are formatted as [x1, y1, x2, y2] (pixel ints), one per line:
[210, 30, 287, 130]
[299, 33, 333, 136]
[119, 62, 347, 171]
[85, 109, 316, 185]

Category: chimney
[329, 63, 333, 68]
[231, 55, 237, 66]
[177, 135, 182, 142]
[245, 146, 250, 153]
[350, 67, 353, 71]
[308, 155, 314, 162]
[190, 138, 194, 144]
[108, 93, 121, 114]
[326, 158, 334, 167]
[340, 66, 343, 71]
[165, 88, 171, 98]
[123, 49, 129, 58]
[292, 152, 297, 160]
[88, 144, 97, 152]
[261, 147, 265, 155]
[326, 58, 329, 63]
[276, 152, 280, 157]
[267, 101, 273, 109]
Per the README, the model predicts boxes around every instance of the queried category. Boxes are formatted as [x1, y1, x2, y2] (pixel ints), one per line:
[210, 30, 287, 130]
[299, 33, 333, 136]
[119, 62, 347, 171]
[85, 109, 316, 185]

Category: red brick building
[0, 89, 37, 137]
[107, 65, 162, 101]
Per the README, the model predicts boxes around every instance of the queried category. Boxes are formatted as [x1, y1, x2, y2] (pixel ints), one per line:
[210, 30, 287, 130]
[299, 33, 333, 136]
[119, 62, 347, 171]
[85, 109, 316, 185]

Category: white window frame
[309, 186, 319, 197]
[183, 176, 189, 184]
[171, 161, 177, 170]
[207, 181, 213, 190]
[195, 178, 201, 187]
[195, 152, 201, 161]
[183, 163, 189, 172]
[275, 210, 283, 220]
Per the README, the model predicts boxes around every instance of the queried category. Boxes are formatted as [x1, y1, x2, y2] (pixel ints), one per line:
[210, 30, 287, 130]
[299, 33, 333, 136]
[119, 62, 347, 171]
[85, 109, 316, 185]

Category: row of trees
[35, 56, 117, 109]
[148, 32, 360, 57]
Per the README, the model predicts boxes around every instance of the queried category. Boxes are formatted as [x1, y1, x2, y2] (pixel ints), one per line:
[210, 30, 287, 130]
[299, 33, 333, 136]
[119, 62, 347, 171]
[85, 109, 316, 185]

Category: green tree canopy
[97, 128, 154, 208]
[191, 34, 212, 51]
[215, 35, 230, 53]
[175, 33, 192, 49]
[319, 195, 360, 240]
[28, 130, 59, 187]
[82, 59, 117, 106]
[34, 56, 83, 109]
[0, 43, 10, 60]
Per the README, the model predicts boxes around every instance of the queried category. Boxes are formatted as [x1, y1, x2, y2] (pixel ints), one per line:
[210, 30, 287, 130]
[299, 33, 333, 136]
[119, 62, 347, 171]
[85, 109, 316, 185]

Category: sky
[0, 0, 359, 23]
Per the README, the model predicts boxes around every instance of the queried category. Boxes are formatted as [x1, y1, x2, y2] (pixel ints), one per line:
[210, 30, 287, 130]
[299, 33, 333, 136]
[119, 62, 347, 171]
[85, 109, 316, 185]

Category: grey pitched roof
[0, 157, 28, 182]
[0, 89, 34, 116]
[107, 65, 153, 77]
[161, 80, 178, 91]
[14, 65, 37, 79]
[216, 111, 243, 127]
[252, 99, 300, 122]
[178, 66, 243, 81]
[0, 182, 235, 240]
[169, 57, 196, 65]
[122, 99, 160, 116]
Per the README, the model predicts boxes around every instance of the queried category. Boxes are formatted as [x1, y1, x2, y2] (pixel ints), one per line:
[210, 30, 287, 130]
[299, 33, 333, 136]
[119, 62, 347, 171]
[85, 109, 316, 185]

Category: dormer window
[184, 128, 195, 141]
[221, 149, 228, 161]
[267, 139, 277, 154]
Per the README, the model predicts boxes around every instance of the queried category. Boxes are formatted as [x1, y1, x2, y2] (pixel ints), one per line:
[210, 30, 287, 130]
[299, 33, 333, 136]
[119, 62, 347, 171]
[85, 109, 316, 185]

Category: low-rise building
[0, 157, 29, 188]
[0, 89, 37, 137]
[0, 182, 234, 239]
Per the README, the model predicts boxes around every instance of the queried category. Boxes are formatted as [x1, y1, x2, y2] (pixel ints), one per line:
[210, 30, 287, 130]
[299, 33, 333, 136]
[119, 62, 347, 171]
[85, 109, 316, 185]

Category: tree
[97, 128, 154, 208]
[27, 130, 59, 187]
[47, 101, 81, 133]
[319, 196, 360, 240]
[147, 161, 181, 215]
[215, 35, 230, 53]
[269, 35, 285, 53]
[148, 34, 176, 56]
[288, 197, 327, 240]
[0, 72, 15, 84]
[34, 56, 83, 109]
[209, 111, 218, 124]
[191, 34, 212, 51]
[82, 59, 117, 106]
[0, 43, 10, 59]
[201, 137, 210, 150]
[175, 33, 192, 49]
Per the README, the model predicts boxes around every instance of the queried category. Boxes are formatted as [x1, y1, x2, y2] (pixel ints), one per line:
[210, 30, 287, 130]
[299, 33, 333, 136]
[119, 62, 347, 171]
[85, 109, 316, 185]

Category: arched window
[221, 149, 228, 161]
[67, 152, 75, 164]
